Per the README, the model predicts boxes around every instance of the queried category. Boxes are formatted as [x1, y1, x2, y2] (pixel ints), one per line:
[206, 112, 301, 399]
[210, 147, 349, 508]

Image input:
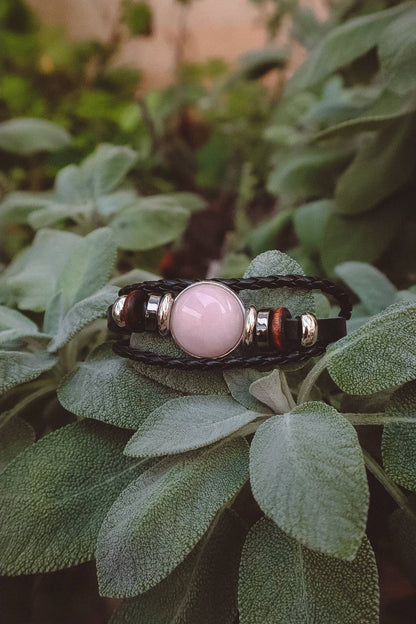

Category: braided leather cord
[112, 274, 351, 371]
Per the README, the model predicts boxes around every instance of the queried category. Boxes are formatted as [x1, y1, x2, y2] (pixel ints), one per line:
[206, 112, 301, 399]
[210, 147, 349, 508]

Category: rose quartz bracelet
[108, 276, 351, 371]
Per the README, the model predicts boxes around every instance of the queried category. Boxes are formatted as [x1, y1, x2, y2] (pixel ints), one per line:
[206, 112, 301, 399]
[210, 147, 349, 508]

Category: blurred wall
[27, 0, 327, 87]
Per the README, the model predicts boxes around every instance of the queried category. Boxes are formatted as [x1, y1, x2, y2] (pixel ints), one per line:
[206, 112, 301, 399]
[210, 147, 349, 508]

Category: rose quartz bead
[170, 282, 245, 358]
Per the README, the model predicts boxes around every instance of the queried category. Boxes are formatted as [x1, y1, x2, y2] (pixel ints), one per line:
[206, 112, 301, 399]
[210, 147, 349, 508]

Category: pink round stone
[170, 282, 245, 358]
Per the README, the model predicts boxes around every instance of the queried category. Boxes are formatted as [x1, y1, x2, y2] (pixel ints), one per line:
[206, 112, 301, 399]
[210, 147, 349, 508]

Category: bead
[300, 313, 318, 347]
[157, 293, 173, 336]
[145, 294, 162, 332]
[255, 309, 271, 348]
[242, 305, 257, 347]
[123, 289, 147, 331]
[271, 307, 292, 351]
[170, 282, 245, 358]
[112, 295, 128, 327]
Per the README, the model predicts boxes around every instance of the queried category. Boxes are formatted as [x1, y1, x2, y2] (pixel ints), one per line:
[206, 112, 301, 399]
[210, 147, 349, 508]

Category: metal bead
[300, 313, 318, 347]
[157, 293, 173, 336]
[112, 295, 128, 327]
[255, 309, 271, 349]
[242, 305, 257, 347]
[145, 294, 162, 332]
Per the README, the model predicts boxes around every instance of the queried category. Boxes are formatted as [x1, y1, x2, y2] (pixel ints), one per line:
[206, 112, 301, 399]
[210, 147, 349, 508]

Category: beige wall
[27, 0, 327, 87]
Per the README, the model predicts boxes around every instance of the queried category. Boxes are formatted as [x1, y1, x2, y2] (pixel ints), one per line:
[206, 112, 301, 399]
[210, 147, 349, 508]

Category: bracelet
[107, 275, 351, 371]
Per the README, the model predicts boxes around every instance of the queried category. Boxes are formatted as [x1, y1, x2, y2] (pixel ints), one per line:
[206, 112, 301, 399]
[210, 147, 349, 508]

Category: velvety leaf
[335, 262, 397, 315]
[110, 197, 190, 251]
[129, 332, 229, 396]
[82, 144, 137, 197]
[0, 306, 37, 334]
[241, 250, 315, 316]
[0, 229, 81, 312]
[124, 396, 263, 457]
[250, 401, 368, 559]
[239, 518, 379, 624]
[327, 302, 416, 395]
[235, 46, 288, 80]
[55, 163, 92, 204]
[287, 2, 413, 92]
[165, 192, 206, 213]
[96, 438, 249, 597]
[223, 369, 268, 412]
[293, 200, 331, 255]
[57, 228, 117, 311]
[249, 370, 294, 413]
[382, 382, 416, 491]
[57, 344, 180, 429]
[47, 285, 118, 352]
[96, 191, 137, 219]
[0, 349, 57, 393]
[0, 118, 70, 155]
[0, 192, 53, 225]
[0, 417, 35, 472]
[322, 190, 413, 273]
[28, 203, 86, 230]
[110, 267, 160, 287]
[0, 421, 149, 574]
[379, 7, 416, 95]
[109, 509, 246, 624]
[334, 115, 416, 215]
[245, 210, 292, 256]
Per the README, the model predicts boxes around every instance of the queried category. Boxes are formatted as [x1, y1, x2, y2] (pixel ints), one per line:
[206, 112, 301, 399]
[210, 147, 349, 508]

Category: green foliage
[0, 118, 71, 155]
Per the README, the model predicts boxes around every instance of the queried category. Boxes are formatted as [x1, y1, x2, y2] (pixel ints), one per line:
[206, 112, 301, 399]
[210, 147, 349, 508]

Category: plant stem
[297, 353, 330, 404]
[363, 449, 412, 512]
[0, 384, 55, 430]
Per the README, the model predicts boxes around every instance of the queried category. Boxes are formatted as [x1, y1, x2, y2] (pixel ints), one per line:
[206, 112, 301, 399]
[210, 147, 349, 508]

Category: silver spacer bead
[255, 309, 271, 349]
[145, 294, 162, 332]
[112, 295, 128, 327]
[157, 293, 173, 336]
[242, 305, 257, 347]
[300, 313, 318, 347]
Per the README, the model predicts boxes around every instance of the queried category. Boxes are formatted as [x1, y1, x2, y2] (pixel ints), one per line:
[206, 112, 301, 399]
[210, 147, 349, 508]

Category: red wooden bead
[271, 307, 292, 351]
[123, 289, 147, 331]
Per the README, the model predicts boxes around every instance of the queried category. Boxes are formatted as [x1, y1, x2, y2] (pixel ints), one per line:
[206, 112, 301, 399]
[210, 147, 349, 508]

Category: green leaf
[0, 306, 37, 334]
[241, 250, 315, 316]
[0, 192, 53, 225]
[124, 396, 263, 457]
[0, 118, 71, 155]
[129, 332, 229, 395]
[110, 197, 190, 251]
[335, 262, 397, 315]
[0, 229, 81, 312]
[96, 191, 137, 219]
[55, 163, 92, 204]
[334, 115, 416, 215]
[27, 202, 86, 230]
[57, 344, 180, 429]
[223, 369, 269, 412]
[239, 518, 379, 624]
[82, 144, 137, 197]
[321, 190, 413, 273]
[293, 200, 331, 255]
[234, 46, 289, 80]
[57, 228, 117, 311]
[326, 302, 416, 395]
[96, 438, 249, 597]
[0, 417, 35, 472]
[245, 210, 292, 256]
[109, 509, 246, 624]
[286, 2, 413, 93]
[250, 401, 368, 559]
[249, 369, 294, 413]
[0, 349, 57, 394]
[0, 421, 149, 575]
[379, 7, 416, 95]
[382, 381, 416, 491]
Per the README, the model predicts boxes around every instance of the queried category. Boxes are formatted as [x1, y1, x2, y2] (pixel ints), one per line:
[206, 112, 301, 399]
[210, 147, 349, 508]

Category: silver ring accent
[112, 295, 127, 327]
[145, 294, 161, 332]
[255, 309, 271, 348]
[157, 293, 173, 336]
[300, 313, 318, 347]
[242, 305, 257, 347]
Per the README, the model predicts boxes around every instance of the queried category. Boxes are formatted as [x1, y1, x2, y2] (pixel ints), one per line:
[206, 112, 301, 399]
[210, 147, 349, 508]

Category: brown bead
[123, 289, 147, 331]
[271, 307, 292, 351]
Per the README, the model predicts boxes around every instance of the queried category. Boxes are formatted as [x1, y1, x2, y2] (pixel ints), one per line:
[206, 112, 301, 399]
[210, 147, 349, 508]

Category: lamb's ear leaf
[382, 381, 416, 492]
[124, 396, 262, 457]
[239, 518, 379, 624]
[96, 438, 249, 597]
[0, 421, 150, 575]
[326, 302, 416, 395]
[0, 349, 57, 394]
[335, 261, 397, 315]
[0, 306, 38, 334]
[81, 144, 138, 197]
[0, 118, 71, 156]
[250, 402, 368, 560]
[57, 344, 181, 430]
[0, 417, 35, 472]
[378, 7, 416, 95]
[249, 370, 294, 414]
[223, 369, 269, 412]
[47, 285, 118, 352]
[109, 509, 247, 624]
[241, 250, 315, 317]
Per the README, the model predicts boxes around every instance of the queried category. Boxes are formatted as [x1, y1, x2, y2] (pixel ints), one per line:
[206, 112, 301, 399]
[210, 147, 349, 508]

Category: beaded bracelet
[107, 275, 351, 371]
